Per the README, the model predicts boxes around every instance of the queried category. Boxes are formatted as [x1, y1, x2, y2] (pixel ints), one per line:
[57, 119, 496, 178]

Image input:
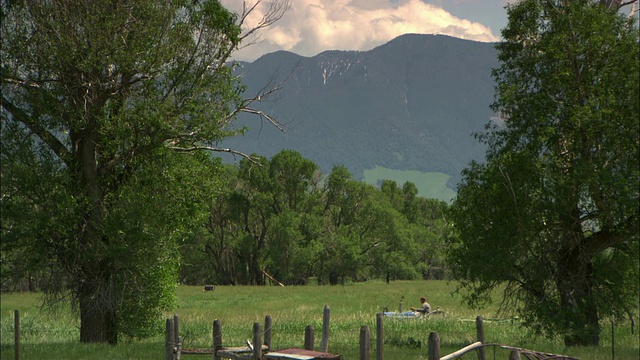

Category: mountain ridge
[222, 34, 499, 191]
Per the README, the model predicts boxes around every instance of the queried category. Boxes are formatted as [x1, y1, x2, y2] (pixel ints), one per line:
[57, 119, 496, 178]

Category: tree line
[178, 150, 451, 286]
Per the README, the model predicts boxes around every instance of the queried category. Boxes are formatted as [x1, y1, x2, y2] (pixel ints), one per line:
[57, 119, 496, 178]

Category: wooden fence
[165, 305, 341, 360]
[8, 308, 579, 360]
[164, 310, 577, 360]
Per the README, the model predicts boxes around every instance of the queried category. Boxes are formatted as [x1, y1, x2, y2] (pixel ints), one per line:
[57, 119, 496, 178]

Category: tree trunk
[557, 247, 600, 346]
[329, 271, 339, 285]
[75, 128, 119, 343]
[248, 249, 265, 285]
[79, 285, 117, 344]
[559, 286, 599, 346]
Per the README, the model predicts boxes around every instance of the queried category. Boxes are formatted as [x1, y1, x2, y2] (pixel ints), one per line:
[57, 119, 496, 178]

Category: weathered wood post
[476, 316, 486, 360]
[176, 336, 182, 360]
[320, 305, 330, 352]
[376, 313, 384, 360]
[359, 326, 370, 360]
[428, 332, 440, 360]
[14, 310, 20, 360]
[304, 325, 315, 350]
[213, 319, 222, 360]
[509, 350, 521, 360]
[165, 318, 175, 360]
[174, 314, 180, 343]
[173, 314, 181, 360]
[252, 322, 262, 360]
[264, 315, 272, 350]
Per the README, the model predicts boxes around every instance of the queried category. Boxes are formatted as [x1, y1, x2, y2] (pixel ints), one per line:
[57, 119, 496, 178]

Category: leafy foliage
[180, 150, 452, 286]
[1, 0, 252, 343]
[449, 0, 639, 347]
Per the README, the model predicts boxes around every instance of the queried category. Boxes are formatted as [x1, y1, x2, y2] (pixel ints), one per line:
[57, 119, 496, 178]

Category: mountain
[221, 34, 499, 190]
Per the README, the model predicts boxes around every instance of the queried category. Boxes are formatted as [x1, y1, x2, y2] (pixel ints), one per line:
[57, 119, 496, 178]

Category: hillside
[220, 34, 499, 190]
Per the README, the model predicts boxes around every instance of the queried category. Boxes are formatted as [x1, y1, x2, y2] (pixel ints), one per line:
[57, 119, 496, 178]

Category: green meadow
[1, 281, 638, 359]
[362, 166, 457, 203]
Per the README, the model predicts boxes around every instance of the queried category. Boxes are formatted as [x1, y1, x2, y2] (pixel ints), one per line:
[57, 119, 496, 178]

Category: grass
[1, 280, 638, 359]
[362, 166, 456, 203]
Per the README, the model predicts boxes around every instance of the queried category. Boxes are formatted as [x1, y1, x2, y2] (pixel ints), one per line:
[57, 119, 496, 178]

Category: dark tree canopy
[449, 0, 639, 347]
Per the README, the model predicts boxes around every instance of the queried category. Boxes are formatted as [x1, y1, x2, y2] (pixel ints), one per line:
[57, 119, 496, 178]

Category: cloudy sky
[221, 0, 515, 62]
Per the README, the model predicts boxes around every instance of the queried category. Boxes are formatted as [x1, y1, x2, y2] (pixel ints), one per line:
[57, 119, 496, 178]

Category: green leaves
[180, 150, 452, 286]
[1, 0, 251, 343]
[451, 0, 639, 346]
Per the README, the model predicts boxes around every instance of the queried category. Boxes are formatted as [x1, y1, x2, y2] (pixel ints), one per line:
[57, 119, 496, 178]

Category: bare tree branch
[222, 60, 300, 132]
[168, 144, 261, 164]
[627, 0, 638, 17]
[239, 107, 285, 132]
[237, 0, 290, 50]
[209, 0, 289, 73]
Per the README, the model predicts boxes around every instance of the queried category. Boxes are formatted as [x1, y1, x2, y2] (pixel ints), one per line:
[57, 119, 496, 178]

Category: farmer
[410, 296, 431, 315]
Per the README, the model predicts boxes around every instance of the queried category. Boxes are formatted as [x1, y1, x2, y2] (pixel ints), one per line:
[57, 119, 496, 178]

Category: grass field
[362, 166, 456, 203]
[1, 280, 638, 359]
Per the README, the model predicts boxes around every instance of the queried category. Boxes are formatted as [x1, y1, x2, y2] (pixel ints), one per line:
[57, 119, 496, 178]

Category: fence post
[14, 310, 20, 360]
[509, 350, 521, 360]
[304, 325, 315, 350]
[320, 305, 330, 352]
[476, 315, 486, 360]
[253, 322, 262, 360]
[213, 319, 222, 360]
[173, 314, 180, 360]
[376, 313, 384, 360]
[165, 318, 175, 360]
[174, 314, 179, 344]
[428, 332, 440, 360]
[264, 315, 272, 350]
[360, 326, 370, 360]
[176, 336, 182, 360]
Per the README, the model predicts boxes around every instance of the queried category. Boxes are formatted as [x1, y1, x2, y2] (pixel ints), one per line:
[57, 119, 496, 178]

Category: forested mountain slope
[222, 34, 499, 188]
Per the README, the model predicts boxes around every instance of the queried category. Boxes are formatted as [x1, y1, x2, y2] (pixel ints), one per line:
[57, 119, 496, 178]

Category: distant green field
[363, 165, 457, 202]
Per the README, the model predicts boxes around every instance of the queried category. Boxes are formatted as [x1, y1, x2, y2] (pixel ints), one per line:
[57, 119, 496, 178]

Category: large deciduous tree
[449, 0, 638, 347]
[1, 0, 286, 343]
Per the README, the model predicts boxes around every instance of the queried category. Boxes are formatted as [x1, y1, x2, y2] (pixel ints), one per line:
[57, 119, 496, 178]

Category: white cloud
[222, 0, 499, 61]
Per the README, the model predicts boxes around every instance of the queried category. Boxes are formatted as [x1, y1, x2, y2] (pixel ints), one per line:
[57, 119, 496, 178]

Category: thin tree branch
[237, 0, 290, 47]
[226, 61, 298, 131]
[240, 108, 284, 132]
[168, 144, 261, 164]
[360, 241, 383, 255]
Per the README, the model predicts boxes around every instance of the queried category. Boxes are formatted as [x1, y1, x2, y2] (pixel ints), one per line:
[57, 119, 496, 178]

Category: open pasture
[362, 166, 456, 203]
[1, 280, 638, 359]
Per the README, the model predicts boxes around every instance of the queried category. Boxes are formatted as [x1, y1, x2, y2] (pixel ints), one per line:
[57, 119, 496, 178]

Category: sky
[221, 0, 515, 62]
